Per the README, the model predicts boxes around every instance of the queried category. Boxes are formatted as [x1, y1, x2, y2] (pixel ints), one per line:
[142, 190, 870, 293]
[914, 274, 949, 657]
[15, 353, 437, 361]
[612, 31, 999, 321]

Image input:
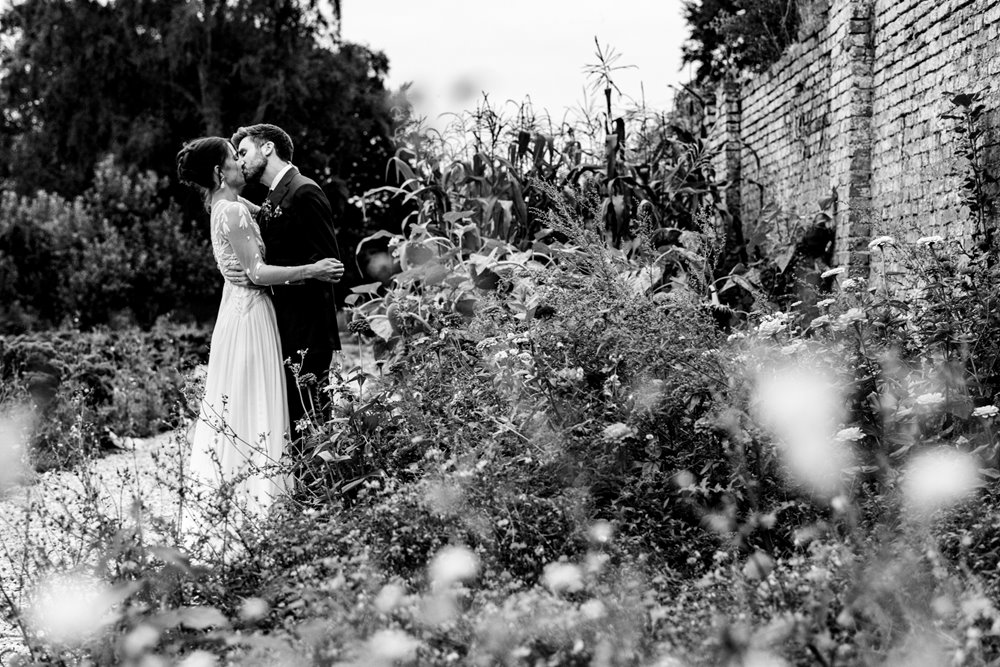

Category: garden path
[0, 340, 370, 660]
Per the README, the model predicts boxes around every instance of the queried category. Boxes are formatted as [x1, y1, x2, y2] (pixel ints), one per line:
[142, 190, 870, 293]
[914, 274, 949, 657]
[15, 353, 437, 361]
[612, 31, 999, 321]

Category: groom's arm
[292, 183, 342, 264]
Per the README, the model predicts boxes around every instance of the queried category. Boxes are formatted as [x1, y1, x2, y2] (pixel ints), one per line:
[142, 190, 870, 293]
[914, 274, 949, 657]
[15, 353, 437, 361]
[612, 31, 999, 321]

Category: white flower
[580, 599, 607, 620]
[429, 546, 479, 588]
[821, 266, 846, 279]
[475, 337, 498, 351]
[838, 308, 865, 325]
[374, 584, 406, 614]
[904, 449, 979, 515]
[972, 405, 999, 419]
[868, 235, 895, 250]
[915, 392, 946, 407]
[810, 315, 832, 327]
[835, 427, 865, 442]
[780, 340, 805, 355]
[368, 629, 421, 662]
[602, 422, 633, 440]
[816, 298, 836, 309]
[542, 562, 584, 593]
[555, 367, 584, 381]
[840, 278, 862, 291]
[917, 235, 945, 246]
[589, 520, 613, 544]
[756, 313, 790, 337]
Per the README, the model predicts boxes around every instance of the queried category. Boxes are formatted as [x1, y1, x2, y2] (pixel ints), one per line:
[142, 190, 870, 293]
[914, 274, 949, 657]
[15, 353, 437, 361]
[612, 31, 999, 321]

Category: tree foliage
[682, 0, 804, 84]
[0, 0, 395, 206]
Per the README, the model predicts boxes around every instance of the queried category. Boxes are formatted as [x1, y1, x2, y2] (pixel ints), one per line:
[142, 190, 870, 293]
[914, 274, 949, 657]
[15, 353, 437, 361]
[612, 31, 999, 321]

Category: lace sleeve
[220, 202, 314, 286]
[220, 202, 266, 283]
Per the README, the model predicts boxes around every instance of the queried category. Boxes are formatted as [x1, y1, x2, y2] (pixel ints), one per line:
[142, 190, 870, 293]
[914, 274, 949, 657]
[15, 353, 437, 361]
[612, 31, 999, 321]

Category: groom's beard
[243, 159, 265, 184]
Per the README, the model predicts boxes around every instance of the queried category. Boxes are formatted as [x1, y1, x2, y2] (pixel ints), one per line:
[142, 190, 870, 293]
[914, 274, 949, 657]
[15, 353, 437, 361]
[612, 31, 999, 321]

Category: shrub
[0, 322, 210, 470]
[0, 156, 219, 332]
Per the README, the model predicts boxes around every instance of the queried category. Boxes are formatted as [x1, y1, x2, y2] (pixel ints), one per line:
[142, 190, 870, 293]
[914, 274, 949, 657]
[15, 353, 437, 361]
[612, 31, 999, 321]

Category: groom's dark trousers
[257, 166, 342, 449]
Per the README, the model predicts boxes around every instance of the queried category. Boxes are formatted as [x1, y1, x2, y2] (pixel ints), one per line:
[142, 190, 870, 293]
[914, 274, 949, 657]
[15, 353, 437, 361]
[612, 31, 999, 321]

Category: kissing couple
[176, 123, 344, 523]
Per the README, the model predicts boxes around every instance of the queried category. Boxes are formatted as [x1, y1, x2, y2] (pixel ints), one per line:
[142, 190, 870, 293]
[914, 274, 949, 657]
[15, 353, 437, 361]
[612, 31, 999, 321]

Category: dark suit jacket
[259, 167, 342, 356]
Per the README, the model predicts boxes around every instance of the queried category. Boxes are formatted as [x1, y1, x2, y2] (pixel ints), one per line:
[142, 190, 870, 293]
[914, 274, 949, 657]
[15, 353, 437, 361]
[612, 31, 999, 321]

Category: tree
[682, 0, 803, 84]
[0, 0, 393, 209]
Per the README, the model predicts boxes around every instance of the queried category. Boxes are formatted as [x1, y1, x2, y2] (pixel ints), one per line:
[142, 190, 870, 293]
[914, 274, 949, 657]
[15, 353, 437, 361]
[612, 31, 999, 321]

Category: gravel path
[0, 430, 185, 659]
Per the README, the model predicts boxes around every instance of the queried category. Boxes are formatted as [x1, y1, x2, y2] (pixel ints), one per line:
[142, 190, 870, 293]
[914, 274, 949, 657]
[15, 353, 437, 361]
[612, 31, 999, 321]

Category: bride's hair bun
[176, 137, 231, 191]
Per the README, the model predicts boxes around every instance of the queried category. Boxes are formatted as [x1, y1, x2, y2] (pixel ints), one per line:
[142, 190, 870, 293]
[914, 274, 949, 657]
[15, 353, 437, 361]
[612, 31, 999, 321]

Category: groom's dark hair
[231, 124, 294, 162]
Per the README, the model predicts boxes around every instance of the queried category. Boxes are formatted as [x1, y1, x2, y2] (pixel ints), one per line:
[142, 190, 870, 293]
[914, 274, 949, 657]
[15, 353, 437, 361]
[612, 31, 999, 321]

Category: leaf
[423, 263, 450, 286]
[443, 210, 475, 223]
[368, 315, 395, 341]
[400, 240, 435, 269]
[350, 282, 382, 295]
[355, 229, 398, 257]
[472, 267, 500, 290]
[775, 245, 797, 273]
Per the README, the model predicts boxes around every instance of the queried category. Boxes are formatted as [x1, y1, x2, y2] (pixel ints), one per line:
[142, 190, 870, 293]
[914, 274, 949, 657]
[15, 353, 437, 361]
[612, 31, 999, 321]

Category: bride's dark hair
[176, 137, 231, 193]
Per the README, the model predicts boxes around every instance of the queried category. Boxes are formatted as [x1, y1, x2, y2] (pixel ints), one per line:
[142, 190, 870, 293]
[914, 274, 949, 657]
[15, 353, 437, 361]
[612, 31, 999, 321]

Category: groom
[231, 123, 344, 443]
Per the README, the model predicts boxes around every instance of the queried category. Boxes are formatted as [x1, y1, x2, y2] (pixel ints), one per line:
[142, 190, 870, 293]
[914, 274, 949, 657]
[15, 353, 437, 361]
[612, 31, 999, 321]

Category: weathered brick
[714, 0, 997, 278]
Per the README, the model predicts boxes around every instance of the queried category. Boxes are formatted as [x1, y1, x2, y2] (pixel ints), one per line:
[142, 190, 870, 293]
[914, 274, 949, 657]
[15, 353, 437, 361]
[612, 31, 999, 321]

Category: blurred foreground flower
[368, 629, 421, 663]
[904, 449, 979, 516]
[429, 545, 478, 588]
[542, 562, 584, 594]
[754, 366, 854, 497]
[915, 392, 946, 407]
[742, 551, 775, 580]
[26, 573, 121, 645]
[972, 405, 999, 419]
[835, 426, 864, 442]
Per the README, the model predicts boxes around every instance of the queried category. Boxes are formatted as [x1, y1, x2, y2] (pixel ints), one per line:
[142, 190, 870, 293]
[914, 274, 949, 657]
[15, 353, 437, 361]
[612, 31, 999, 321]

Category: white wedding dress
[185, 200, 291, 534]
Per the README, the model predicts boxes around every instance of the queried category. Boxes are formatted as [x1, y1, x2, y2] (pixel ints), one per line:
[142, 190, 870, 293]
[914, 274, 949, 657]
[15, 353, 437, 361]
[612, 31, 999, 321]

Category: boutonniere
[258, 200, 284, 225]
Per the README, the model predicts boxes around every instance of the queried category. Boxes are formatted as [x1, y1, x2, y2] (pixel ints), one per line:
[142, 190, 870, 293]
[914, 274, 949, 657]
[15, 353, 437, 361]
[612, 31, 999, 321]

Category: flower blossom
[810, 315, 832, 328]
[838, 308, 865, 325]
[602, 422, 633, 440]
[868, 235, 895, 250]
[840, 278, 863, 291]
[972, 405, 1000, 419]
[429, 546, 479, 588]
[542, 562, 584, 593]
[756, 314, 789, 337]
[781, 341, 805, 355]
[835, 426, 865, 442]
[816, 298, 836, 309]
[915, 392, 946, 407]
[917, 235, 945, 246]
[821, 266, 847, 279]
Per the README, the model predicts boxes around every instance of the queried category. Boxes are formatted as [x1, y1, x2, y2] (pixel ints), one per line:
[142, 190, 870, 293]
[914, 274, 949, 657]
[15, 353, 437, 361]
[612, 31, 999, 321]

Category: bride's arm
[222, 203, 343, 286]
[237, 196, 260, 217]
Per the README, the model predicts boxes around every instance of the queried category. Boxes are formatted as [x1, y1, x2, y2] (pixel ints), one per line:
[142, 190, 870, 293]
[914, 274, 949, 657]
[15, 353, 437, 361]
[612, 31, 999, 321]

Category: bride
[175, 137, 342, 528]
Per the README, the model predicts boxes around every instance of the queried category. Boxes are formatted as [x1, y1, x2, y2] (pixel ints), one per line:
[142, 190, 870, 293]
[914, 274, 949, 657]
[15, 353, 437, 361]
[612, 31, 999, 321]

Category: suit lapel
[266, 166, 298, 209]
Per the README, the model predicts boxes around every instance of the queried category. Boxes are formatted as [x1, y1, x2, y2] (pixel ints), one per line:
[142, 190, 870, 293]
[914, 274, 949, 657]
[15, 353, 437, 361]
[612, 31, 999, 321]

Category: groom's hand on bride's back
[221, 259, 252, 286]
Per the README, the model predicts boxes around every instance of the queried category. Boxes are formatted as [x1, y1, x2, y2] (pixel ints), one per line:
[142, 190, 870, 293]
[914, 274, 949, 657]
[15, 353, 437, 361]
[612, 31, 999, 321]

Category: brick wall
[717, 0, 1000, 275]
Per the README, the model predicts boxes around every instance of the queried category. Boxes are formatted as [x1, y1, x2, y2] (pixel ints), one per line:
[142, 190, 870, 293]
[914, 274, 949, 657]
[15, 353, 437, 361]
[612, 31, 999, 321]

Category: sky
[341, 0, 692, 128]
